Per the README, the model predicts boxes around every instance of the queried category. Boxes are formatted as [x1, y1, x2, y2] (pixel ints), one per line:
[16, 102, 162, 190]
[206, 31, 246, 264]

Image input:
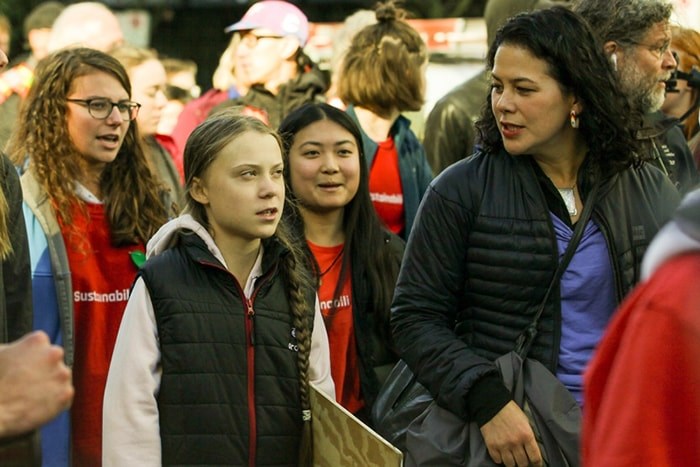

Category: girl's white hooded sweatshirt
[102, 214, 335, 466]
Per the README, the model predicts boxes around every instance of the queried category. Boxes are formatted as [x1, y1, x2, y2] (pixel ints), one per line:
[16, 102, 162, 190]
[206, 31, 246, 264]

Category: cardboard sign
[310, 383, 403, 467]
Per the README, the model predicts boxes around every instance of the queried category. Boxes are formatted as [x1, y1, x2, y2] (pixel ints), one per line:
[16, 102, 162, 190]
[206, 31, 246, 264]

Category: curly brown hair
[8, 47, 169, 245]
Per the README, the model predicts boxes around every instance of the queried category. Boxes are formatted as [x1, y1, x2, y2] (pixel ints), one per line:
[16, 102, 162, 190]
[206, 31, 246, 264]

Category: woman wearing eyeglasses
[6, 47, 170, 466]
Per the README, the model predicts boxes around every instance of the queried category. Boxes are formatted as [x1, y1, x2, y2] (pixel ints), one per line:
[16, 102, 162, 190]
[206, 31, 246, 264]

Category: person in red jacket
[583, 188, 700, 466]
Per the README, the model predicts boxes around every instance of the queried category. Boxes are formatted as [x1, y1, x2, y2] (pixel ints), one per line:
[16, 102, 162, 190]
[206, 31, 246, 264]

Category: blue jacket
[21, 170, 71, 467]
[346, 105, 433, 238]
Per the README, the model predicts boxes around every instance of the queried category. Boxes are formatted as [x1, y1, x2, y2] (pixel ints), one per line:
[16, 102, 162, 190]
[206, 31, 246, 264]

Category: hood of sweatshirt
[145, 214, 228, 268]
[642, 189, 700, 279]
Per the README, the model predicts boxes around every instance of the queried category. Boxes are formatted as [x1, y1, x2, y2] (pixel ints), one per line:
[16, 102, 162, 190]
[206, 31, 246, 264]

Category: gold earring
[570, 110, 580, 129]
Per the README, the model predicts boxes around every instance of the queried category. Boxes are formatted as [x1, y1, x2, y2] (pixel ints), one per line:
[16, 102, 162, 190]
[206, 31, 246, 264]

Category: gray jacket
[20, 170, 74, 365]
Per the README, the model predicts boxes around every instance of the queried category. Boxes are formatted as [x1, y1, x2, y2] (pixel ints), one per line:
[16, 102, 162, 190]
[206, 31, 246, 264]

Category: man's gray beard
[637, 86, 666, 114]
[624, 79, 666, 114]
[619, 62, 666, 114]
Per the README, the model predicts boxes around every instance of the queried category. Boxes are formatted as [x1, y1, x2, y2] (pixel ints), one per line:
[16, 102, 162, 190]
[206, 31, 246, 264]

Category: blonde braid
[0, 188, 10, 260]
[278, 225, 314, 466]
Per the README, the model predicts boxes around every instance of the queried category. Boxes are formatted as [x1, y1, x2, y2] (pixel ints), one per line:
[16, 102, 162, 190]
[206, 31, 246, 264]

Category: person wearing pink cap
[209, 0, 327, 128]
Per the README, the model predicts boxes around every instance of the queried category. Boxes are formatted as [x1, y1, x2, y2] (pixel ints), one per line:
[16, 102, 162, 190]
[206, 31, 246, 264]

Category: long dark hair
[279, 102, 400, 342]
[476, 6, 641, 173]
[8, 47, 168, 245]
[183, 111, 315, 465]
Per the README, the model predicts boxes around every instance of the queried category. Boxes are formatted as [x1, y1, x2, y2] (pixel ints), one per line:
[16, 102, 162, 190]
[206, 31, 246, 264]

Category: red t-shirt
[369, 136, 405, 235]
[59, 202, 143, 466]
[154, 133, 182, 183]
[307, 241, 364, 414]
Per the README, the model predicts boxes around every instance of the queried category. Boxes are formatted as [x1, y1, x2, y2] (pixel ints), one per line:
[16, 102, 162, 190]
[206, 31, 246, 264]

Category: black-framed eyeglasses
[239, 31, 284, 48]
[621, 39, 672, 60]
[66, 98, 141, 121]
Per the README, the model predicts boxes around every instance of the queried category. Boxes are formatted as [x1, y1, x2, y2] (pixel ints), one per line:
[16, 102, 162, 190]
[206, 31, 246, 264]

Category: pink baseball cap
[225, 1, 309, 46]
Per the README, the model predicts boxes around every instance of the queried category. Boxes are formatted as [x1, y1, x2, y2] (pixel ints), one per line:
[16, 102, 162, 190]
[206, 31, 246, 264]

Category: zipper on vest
[199, 257, 273, 466]
[246, 298, 255, 346]
[244, 295, 257, 466]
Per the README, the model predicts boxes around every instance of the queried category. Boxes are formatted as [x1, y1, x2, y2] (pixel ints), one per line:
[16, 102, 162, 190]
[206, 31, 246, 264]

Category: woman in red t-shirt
[280, 102, 404, 423]
[335, 1, 434, 240]
[8, 47, 170, 465]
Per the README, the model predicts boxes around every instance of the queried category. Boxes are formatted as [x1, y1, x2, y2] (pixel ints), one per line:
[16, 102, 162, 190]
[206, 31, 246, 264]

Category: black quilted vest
[141, 232, 312, 466]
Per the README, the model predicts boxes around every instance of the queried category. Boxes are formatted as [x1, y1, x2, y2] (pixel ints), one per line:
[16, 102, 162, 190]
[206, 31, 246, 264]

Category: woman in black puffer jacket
[391, 7, 680, 467]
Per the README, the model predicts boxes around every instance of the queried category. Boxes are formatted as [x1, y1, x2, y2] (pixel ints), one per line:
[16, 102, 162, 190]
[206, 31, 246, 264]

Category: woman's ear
[568, 92, 584, 117]
[189, 177, 209, 206]
[572, 99, 584, 117]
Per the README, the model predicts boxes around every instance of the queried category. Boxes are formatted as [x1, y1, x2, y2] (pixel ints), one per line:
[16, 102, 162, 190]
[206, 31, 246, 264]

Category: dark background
[0, 0, 487, 91]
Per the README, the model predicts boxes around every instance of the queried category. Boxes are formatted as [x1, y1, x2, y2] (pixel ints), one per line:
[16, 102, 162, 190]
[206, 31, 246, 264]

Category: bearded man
[575, 0, 698, 194]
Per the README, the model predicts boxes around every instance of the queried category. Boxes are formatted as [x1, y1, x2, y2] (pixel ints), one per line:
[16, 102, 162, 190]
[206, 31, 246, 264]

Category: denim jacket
[346, 105, 433, 238]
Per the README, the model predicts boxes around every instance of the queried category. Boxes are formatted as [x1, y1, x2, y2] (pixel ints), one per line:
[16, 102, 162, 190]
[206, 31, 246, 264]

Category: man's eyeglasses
[621, 39, 672, 60]
[66, 98, 141, 121]
[239, 32, 283, 48]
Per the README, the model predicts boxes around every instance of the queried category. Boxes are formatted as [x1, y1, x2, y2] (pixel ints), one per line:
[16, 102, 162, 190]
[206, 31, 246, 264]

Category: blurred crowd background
[0, 0, 697, 126]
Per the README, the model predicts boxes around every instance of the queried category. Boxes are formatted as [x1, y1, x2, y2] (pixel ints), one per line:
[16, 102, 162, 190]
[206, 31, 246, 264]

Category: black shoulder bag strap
[515, 180, 601, 358]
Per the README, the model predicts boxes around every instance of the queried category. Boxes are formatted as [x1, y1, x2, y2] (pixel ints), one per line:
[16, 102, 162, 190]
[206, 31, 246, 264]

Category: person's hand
[0, 331, 74, 438]
[479, 400, 543, 467]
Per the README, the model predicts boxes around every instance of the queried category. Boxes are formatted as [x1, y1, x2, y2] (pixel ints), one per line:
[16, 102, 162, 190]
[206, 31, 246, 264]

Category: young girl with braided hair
[103, 111, 334, 466]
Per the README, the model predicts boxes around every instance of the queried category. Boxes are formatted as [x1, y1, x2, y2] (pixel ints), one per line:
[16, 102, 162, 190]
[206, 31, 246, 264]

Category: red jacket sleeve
[583, 253, 700, 467]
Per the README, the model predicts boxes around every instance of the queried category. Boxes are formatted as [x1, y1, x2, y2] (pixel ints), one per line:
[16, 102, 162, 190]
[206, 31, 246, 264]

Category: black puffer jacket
[0, 153, 31, 344]
[638, 111, 699, 195]
[391, 149, 680, 422]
